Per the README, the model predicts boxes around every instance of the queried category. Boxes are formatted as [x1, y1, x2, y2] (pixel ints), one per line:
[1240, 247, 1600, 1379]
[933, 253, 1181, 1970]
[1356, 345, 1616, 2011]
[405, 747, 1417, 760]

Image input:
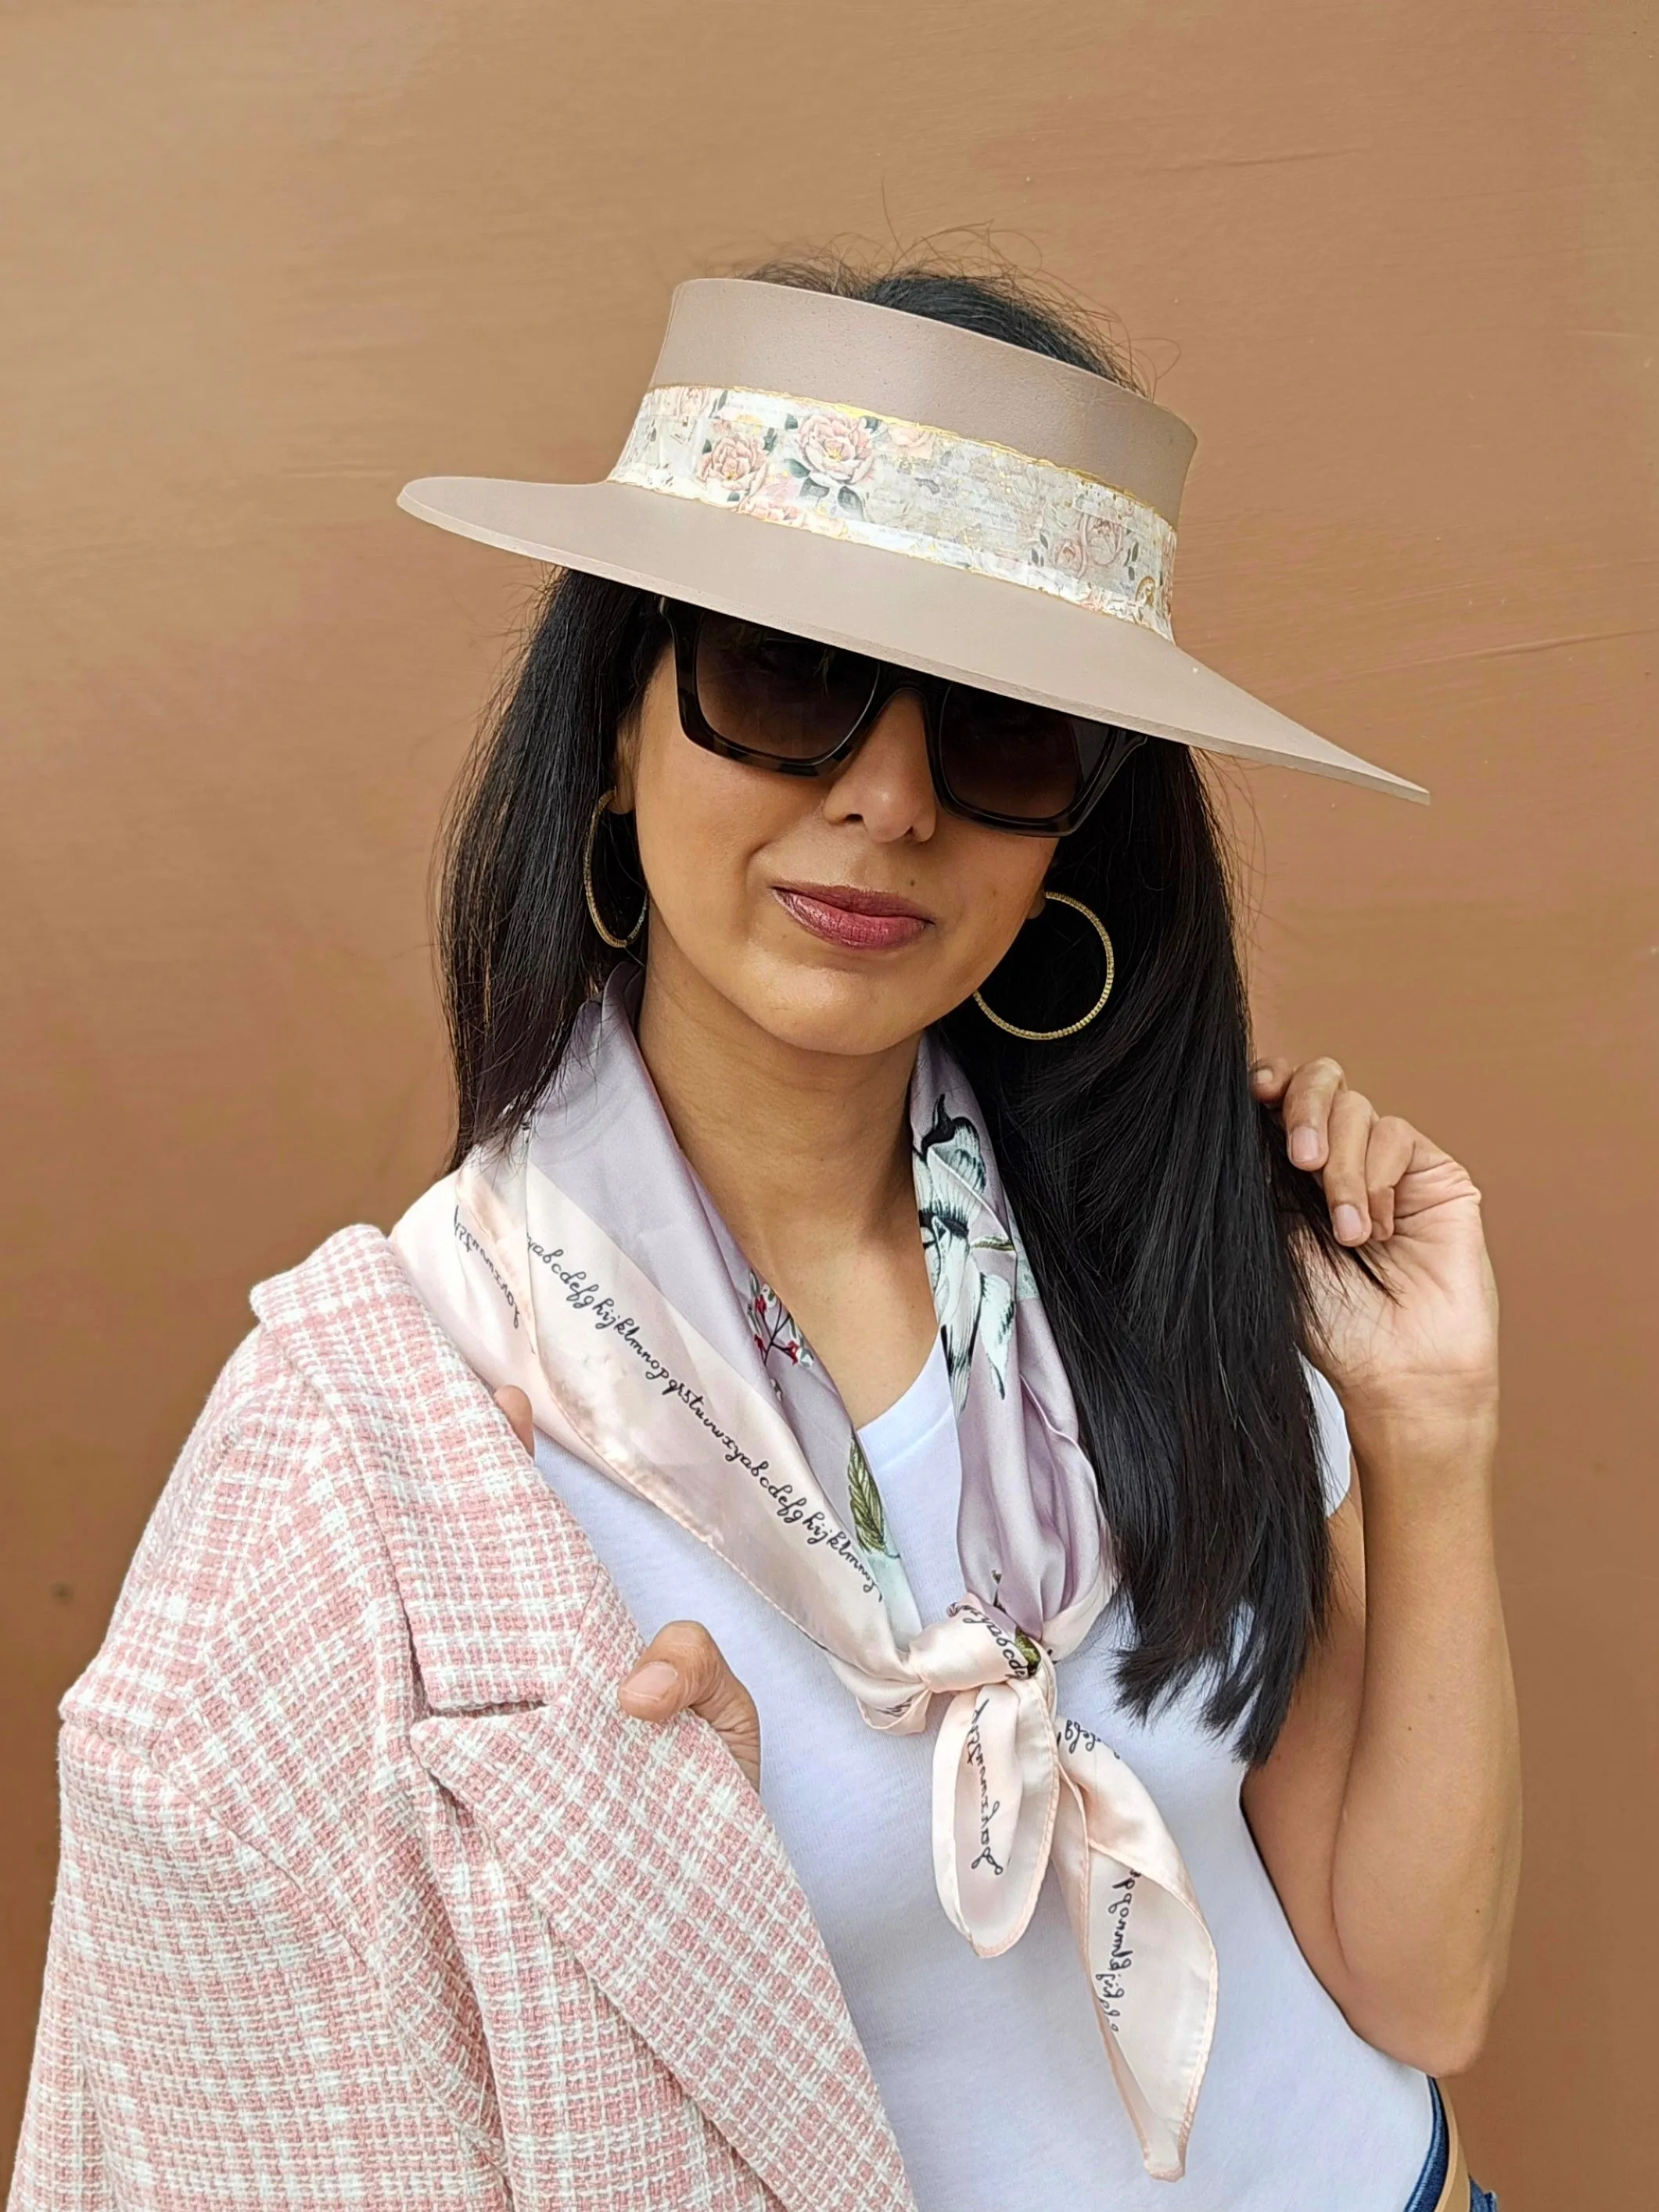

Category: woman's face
[614, 641, 1057, 1060]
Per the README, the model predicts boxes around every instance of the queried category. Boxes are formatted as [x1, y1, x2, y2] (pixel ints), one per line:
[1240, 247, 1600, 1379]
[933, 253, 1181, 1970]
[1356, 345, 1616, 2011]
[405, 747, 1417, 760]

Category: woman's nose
[822, 688, 936, 842]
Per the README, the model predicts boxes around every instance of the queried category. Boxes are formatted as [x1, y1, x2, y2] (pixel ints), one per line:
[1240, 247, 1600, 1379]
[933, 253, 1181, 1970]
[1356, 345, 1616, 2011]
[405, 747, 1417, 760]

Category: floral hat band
[609, 383, 1179, 640]
[397, 278, 1427, 802]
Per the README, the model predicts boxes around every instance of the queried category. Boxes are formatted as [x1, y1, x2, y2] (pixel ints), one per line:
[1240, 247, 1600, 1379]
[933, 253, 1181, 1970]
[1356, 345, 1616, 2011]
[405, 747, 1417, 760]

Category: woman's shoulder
[60, 1232, 401, 1759]
[63, 1224, 607, 1790]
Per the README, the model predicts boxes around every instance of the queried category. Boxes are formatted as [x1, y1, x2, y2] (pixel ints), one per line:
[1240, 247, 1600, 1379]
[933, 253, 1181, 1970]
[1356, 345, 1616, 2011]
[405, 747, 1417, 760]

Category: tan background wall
[3, 2, 1654, 2198]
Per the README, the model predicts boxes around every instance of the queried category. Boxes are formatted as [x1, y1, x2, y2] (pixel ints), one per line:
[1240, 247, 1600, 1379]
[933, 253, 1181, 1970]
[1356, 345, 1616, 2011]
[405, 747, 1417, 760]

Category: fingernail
[619, 1661, 678, 1705]
[1332, 1203, 1366, 1243]
[1290, 1126, 1322, 1168]
[1249, 1062, 1273, 1085]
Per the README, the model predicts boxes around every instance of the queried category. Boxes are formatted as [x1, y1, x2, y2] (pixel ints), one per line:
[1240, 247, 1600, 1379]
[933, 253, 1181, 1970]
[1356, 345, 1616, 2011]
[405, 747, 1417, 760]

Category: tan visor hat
[399, 278, 1425, 805]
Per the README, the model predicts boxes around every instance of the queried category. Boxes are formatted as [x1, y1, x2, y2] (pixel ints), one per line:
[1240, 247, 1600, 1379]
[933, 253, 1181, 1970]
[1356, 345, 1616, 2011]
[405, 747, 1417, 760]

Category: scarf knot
[906, 1603, 1064, 1960]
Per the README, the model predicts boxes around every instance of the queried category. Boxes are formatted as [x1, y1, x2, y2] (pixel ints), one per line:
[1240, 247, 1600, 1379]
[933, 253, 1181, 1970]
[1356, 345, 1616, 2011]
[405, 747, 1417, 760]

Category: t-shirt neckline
[855, 1334, 953, 1467]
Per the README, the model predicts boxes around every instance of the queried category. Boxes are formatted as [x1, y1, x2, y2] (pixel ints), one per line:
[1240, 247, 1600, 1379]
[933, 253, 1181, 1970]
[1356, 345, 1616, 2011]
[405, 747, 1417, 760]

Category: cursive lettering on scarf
[965, 1693, 1007, 1876]
[452, 1206, 523, 1330]
[950, 1598, 1043, 1680]
[1058, 1715, 1122, 1763]
[522, 1235, 878, 1596]
[1093, 1872, 1140, 2035]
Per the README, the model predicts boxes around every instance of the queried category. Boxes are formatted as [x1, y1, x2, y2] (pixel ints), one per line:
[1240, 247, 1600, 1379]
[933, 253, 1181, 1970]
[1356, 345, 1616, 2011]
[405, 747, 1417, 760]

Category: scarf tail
[1052, 1741, 1219, 2181]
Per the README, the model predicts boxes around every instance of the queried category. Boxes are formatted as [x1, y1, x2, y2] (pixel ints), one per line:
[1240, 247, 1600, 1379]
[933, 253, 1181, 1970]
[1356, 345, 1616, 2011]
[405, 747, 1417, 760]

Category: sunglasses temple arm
[1098, 727, 1147, 796]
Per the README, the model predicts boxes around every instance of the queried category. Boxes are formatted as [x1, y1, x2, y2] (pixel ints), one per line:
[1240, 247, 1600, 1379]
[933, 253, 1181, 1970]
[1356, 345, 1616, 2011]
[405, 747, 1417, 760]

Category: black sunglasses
[659, 600, 1144, 837]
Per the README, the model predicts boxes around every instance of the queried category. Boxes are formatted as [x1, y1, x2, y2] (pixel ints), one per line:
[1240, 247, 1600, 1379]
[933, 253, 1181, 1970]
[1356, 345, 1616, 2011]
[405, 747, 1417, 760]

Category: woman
[14, 258, 1518, 2212]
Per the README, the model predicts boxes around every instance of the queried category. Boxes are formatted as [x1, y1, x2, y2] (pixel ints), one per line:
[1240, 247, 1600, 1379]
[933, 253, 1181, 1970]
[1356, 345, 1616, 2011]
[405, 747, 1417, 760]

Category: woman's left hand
[1250, 1056, 1499, 1434]
[1244, 1060, 1517, 2075]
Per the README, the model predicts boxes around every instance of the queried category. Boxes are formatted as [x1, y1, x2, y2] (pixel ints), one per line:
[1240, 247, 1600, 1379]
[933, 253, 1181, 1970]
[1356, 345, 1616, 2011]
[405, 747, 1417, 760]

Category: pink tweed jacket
[10, 1227, 917, 2211]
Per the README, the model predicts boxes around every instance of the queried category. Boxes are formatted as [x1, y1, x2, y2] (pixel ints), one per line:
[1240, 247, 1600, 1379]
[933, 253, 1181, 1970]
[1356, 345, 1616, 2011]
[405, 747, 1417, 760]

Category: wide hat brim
[399, 278, 1424, 803]
[400, 471, 1424, 803]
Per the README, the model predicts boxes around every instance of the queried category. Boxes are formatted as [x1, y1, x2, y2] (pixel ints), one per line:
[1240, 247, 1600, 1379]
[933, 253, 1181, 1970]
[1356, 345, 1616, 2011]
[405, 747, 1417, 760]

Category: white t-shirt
[533, 1350, 1432, 2210]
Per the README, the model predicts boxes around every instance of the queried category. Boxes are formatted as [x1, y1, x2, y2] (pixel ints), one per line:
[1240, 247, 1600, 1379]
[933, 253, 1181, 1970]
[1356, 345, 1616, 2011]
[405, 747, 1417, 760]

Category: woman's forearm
[1327, 1404, 1521, 2074]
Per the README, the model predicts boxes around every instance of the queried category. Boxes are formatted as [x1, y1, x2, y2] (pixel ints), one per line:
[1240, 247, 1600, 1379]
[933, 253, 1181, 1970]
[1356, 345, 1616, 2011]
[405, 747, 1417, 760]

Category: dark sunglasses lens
[695, 613, 880, 763]
[939, 688, 1110, 825]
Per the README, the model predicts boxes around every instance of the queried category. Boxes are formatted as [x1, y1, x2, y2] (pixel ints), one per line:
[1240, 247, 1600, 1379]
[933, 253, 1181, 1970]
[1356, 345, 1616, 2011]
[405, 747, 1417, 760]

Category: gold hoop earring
[972, 891, 1115, 1043]
[583, 792, 648, 950]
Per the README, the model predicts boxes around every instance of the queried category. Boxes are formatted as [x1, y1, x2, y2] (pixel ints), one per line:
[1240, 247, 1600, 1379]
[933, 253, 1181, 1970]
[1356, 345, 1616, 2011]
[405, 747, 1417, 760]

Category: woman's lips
[771, 882, 932, 952]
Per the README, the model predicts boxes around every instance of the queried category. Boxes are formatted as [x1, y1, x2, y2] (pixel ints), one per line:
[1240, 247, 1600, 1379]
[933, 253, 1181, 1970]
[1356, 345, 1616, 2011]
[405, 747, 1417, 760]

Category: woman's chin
[735, 961, 953, 1061]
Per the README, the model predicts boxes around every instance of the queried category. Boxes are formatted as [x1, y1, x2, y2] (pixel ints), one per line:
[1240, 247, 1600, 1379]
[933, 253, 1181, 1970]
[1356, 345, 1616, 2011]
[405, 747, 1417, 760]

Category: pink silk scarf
[391, 971, 1218, 2179]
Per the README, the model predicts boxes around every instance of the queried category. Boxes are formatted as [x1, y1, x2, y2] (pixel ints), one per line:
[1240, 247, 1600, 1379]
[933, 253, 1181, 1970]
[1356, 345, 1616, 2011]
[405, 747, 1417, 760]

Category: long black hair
[439, 252, 1348, 1764]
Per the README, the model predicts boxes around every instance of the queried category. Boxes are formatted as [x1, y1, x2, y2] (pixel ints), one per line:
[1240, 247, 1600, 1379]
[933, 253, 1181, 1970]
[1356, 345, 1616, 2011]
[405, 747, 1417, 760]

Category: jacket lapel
[254, 1226, 914, 2212]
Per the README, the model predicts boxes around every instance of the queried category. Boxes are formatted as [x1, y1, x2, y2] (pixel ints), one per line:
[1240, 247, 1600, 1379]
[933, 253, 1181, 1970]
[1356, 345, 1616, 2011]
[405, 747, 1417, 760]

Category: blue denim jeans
[1403, 2081, 1499, 2210]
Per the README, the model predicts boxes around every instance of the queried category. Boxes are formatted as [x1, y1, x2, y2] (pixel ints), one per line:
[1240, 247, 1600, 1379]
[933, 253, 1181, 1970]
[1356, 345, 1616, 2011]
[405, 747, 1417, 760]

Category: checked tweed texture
[10, 1227, 914, 2212]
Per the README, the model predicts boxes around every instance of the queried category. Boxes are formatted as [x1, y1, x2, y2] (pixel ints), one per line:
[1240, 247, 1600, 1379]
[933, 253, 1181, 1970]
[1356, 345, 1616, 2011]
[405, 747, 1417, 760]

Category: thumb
[492, 1385, 534, 1456]
[619, 1620, 763, 1791]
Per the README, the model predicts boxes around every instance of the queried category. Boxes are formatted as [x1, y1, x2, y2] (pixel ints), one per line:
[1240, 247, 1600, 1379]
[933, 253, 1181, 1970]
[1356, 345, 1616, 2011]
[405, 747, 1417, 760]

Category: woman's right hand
[492, 1386, 762, 1791]
[617, 1621, 763, 1792]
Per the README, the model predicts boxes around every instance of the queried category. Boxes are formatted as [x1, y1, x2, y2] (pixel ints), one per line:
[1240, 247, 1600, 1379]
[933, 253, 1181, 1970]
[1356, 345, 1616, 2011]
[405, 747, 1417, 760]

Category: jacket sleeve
[8, 1865, 111, 2211]
[7, 1718, 507, 2209]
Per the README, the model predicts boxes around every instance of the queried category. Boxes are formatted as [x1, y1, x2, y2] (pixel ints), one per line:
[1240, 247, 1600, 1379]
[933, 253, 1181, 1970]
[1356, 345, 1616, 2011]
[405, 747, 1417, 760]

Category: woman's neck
[635, 950, 917, 1264]
[633, 941, 938, 1422]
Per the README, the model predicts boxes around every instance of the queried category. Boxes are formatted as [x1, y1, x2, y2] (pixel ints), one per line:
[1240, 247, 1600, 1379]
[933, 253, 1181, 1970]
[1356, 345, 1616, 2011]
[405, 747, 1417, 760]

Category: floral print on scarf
[747, 1270, 813, 1371]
